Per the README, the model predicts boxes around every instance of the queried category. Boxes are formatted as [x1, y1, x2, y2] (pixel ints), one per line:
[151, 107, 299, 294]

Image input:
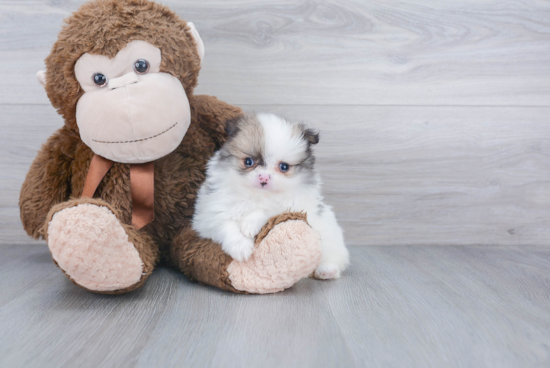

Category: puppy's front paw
[223, 237, 255, 262]
[314, 263, 341, 280]
[240, 218, 266, 239]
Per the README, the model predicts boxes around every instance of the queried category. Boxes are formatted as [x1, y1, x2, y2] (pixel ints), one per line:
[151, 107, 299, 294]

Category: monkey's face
[72, 40, 190, 164]
[38, 1, 206, 162]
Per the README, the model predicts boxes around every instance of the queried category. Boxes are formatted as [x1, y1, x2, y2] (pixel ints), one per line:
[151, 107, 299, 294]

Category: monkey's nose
[109, 72, 139, 90]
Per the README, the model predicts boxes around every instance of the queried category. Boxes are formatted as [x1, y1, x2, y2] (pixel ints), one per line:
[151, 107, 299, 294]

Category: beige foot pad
[227, 215, 322, 294]
[47, 204, 143, 292]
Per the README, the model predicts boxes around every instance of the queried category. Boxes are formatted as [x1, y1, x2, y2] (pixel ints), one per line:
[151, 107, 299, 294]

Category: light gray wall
[1, 0, 550, 246]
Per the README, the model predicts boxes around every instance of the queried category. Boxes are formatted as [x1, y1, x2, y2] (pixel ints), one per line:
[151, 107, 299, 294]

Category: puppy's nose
[109, 72, 139, 90]
[258, 174, 270, 182]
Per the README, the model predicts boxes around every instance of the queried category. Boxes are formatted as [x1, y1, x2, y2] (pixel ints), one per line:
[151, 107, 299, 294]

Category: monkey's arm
[19, 127, 77, 239]
[190, 95, 243, 148]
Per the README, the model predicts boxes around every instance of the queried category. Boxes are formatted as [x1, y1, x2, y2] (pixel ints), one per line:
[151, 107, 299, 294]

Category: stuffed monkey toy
[19, 0, 322, 294]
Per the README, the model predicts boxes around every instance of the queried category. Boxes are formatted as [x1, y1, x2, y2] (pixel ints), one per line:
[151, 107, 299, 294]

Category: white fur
[192, 113, 350, 278]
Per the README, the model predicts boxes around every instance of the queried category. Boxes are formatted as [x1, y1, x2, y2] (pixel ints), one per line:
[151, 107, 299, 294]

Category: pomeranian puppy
[192, 112, 349, 279]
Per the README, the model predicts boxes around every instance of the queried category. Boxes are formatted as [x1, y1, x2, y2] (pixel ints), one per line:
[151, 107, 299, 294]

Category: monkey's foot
[47, 203, 144, 292]
[227, 213, 322, 294]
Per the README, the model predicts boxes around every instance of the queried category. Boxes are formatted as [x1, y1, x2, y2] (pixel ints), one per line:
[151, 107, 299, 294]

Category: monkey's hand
[20, 127, 76, 239]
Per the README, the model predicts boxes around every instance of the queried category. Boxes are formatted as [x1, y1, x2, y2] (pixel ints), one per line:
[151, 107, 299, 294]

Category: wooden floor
[1, 0, 550, 367]
[1, 244, 549, 368]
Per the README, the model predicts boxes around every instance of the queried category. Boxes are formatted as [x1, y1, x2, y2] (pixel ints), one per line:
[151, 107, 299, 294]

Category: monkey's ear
[187, 22, 205, 63]
[36, 70, 46, 88]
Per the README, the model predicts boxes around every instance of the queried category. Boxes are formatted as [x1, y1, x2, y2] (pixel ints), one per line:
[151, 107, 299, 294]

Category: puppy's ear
[303, 128, 320, 146]
[225, 117, 241, 137]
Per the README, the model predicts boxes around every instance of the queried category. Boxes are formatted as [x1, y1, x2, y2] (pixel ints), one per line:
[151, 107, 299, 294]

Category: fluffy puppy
[192, 113, 349, 279]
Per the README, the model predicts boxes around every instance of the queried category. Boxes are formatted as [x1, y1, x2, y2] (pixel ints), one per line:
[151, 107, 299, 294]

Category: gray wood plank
[134, 276, 355, 368]
[327, 245, 550, 367]
[1, 0, 550, 106]
[0, 244, 549, 368]
[4, 104, 550, 246]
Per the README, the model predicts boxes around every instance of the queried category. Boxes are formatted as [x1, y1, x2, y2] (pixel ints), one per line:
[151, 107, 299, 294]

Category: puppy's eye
[134, 59, 150, 74]
[279, 162, 289, 172]
[92, 73, 108, 87]
[244, 158, 254, 167]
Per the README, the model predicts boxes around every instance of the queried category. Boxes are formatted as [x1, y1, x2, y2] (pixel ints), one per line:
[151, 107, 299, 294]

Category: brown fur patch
[255, 212, 309, 245]
[221, 112, 265, 169]
[171, 226, 244, 293]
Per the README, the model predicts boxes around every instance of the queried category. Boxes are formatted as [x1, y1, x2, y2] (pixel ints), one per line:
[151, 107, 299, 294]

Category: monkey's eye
[92, 73, 108, 87]
[279, 162, 290, 172]
[134, 59, 150, 74]
[244, 158, 254, 167]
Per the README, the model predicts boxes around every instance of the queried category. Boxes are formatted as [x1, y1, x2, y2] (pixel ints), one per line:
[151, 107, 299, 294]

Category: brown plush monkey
[19, 0, 321, 294]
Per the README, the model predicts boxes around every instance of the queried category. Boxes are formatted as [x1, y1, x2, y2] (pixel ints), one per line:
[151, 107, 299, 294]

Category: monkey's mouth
[92, 122, 178, 144]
